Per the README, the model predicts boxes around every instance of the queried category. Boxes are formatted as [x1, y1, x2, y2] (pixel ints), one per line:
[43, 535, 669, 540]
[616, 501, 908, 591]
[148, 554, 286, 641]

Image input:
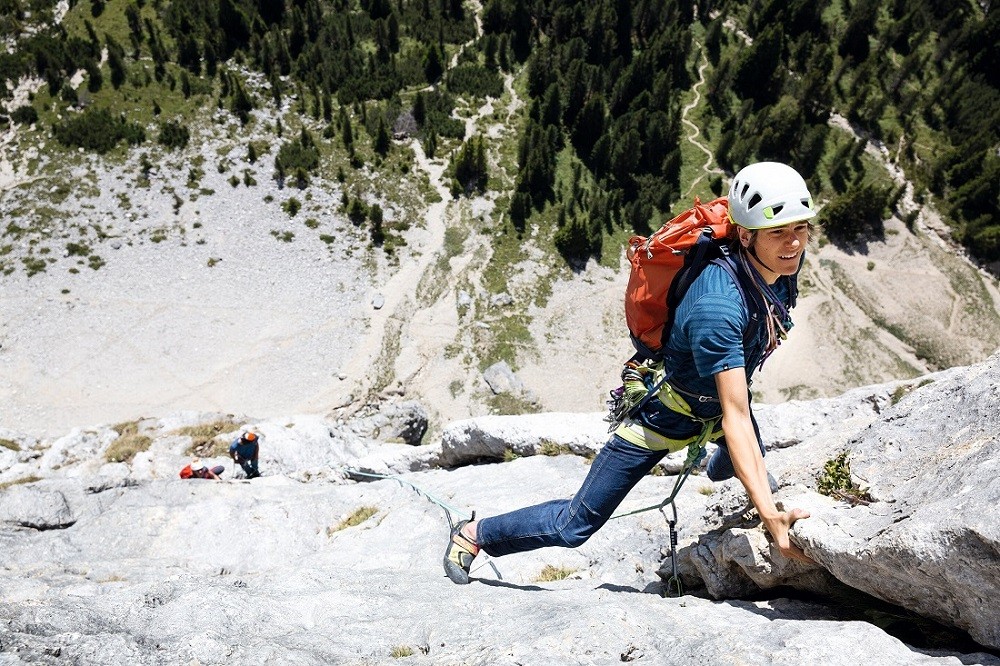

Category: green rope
[343, 467, 503, 579]
[341, 468, 472, 527]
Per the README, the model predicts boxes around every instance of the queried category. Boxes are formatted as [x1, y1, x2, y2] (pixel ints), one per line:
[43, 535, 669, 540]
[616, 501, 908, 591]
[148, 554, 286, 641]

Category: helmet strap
[747, 245, 779, 277]
[738, 229, 780, 279]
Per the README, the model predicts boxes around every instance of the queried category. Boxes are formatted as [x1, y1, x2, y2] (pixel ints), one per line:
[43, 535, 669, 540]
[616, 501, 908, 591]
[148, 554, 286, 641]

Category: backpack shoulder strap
[713, 250, 770, 347]
[660, 229, 722, 351]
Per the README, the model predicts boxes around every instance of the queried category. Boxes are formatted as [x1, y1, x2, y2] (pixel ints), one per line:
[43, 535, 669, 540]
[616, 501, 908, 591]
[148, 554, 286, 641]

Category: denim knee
[552, 498, 604, 548]
[706, 448, 735, 481]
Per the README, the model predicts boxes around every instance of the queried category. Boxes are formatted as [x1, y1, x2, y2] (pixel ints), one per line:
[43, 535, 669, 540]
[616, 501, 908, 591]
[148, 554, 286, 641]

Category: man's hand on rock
[763, 508, 815, 564]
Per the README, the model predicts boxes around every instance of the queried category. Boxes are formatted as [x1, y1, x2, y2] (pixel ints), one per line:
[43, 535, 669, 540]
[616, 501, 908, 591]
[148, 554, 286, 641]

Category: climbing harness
[605, 360, 722, 597]
[341, 467, 502, 578]
[610, 417, 717, 598]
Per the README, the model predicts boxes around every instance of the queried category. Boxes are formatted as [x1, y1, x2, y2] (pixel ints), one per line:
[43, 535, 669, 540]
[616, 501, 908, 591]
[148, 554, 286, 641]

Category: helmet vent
[770, 204, 784, 216]
[740, 182, 749, 199]
[747, 192, 762, 210]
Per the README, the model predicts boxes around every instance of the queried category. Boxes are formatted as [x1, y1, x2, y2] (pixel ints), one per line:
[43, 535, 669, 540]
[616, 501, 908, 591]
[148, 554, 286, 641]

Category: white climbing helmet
[728, 162, 816, 230]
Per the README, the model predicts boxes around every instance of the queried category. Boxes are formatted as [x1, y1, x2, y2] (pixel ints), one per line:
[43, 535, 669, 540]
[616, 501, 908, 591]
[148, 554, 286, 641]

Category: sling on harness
[608, 363, 721, 597]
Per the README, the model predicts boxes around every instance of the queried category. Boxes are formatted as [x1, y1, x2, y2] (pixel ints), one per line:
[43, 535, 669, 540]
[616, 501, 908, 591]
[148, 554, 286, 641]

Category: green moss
[817, 452, 873, 504]
[330, 506, 379, 533]
[503, 447, 521, 462]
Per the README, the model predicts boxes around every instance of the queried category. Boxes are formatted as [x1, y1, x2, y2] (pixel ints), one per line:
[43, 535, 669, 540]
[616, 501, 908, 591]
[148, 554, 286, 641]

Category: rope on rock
[341, 467, 502, 578]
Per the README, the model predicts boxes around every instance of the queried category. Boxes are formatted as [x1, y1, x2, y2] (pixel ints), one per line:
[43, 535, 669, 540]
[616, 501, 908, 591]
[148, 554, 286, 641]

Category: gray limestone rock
[355, 400, 429, 446]
[0, 485, 75, 530]
[674, 353, 1000, 650]
[1, 358, 999, 662]
[483, 360, 523, 395]
[439, 412, 607, 465]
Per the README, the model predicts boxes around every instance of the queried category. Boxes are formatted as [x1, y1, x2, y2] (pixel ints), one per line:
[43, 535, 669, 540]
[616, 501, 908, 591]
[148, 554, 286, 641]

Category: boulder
[354, 400, 429, 446]
[439, 412, 608, 466]
[674, 353, 1000, 650]
[0, 485, 75, 530]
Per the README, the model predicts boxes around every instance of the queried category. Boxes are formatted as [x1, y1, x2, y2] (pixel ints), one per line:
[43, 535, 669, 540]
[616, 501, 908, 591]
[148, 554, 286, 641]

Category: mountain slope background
[1, 0, 999, 439]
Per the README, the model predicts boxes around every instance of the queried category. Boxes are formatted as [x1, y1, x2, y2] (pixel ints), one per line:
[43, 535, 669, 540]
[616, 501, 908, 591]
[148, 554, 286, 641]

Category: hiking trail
[681, 50, 725, 200]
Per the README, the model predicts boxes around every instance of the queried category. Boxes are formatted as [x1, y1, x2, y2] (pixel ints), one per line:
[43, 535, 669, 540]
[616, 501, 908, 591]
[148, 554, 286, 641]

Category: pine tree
[423, 43, 443, 83]
[106, 35, 126, 90]
[374, 116, 390, 156]
[341, 108, 354, 151]
[231, 78, 254, 125]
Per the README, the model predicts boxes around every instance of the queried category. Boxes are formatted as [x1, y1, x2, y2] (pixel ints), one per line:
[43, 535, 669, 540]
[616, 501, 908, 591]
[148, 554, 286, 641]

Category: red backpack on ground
[624, 196, 735, 359]
[179, 465, 193, 479]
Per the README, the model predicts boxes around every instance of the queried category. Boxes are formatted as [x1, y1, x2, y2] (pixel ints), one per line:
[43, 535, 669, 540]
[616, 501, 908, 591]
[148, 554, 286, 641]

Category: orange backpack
[624, 196, 735, 359]
[179, 465, 193, 479]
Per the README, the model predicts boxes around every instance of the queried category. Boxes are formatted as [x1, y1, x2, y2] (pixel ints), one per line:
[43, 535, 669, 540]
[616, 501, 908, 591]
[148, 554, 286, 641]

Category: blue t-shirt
[230, 439, 258, 461]
[633, 260, 793, 436]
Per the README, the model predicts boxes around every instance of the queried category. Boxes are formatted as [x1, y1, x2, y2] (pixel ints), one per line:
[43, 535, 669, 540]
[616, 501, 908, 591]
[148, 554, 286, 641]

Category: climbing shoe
[443, 516, 479, 585]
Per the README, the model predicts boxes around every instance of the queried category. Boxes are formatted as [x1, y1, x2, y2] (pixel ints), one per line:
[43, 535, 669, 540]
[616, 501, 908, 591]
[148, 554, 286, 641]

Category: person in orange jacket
[179, 458, 223, 480]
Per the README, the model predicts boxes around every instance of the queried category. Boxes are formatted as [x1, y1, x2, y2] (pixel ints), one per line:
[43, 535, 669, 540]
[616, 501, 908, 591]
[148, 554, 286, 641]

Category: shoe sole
[443, 555, 471, 585]
[443, 519, 473, 585]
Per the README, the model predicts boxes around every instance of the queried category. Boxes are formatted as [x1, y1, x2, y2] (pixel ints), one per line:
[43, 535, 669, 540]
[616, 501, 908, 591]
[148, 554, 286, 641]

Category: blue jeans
[476, 433, 764, 558]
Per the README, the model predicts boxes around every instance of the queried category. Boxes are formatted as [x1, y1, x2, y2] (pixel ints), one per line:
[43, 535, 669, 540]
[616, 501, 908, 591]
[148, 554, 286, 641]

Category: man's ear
[737, 227, 753, 248]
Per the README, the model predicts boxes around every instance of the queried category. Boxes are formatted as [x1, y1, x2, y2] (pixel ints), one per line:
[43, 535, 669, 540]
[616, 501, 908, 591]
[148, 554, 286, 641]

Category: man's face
[740, 222, 810, 281]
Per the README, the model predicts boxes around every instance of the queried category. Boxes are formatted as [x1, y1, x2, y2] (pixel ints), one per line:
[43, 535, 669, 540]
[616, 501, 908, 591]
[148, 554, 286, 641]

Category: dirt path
[681, 52, 725, 199]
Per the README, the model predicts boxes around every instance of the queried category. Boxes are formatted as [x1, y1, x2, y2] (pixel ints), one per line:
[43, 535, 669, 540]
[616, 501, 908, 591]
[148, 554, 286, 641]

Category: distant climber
[230, 431, 261, 479]
[179, 458, 224, 480]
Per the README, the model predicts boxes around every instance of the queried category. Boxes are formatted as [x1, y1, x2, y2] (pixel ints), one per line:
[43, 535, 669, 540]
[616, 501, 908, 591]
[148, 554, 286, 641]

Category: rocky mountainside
[3, 16, 1000, 441]
[3, 67, 1000, 443]
[0, 354, 998, 664]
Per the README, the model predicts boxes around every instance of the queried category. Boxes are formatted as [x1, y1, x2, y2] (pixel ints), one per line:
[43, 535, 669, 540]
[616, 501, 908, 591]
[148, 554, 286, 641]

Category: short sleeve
[682, 291, 747, 378]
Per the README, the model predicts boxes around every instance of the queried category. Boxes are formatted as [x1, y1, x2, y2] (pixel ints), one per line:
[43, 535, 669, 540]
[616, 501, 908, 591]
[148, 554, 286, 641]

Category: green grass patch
[475, 312, 534, 372]
[0, 438, 19, 451]
[485, 391, 539, 416]
[535, 564, 577, 582]
[329, 506, 379, 534]
[538, 440, 573, 456]
[890, 379, 934, 406]
[175, 419, 243, 457]
[0, 475, 41, 490]
[105, 421, 153, 463]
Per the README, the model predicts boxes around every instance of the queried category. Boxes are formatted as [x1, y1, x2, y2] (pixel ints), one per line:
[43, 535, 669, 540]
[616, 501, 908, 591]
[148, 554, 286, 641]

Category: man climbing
[444, 161, 817, 585]
[179, 458, 223, 480]
[230, 431, 261, 479]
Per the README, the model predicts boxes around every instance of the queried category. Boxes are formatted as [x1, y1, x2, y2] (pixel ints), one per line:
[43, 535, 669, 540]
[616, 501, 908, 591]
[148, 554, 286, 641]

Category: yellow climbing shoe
[443, 518, 479, 585]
